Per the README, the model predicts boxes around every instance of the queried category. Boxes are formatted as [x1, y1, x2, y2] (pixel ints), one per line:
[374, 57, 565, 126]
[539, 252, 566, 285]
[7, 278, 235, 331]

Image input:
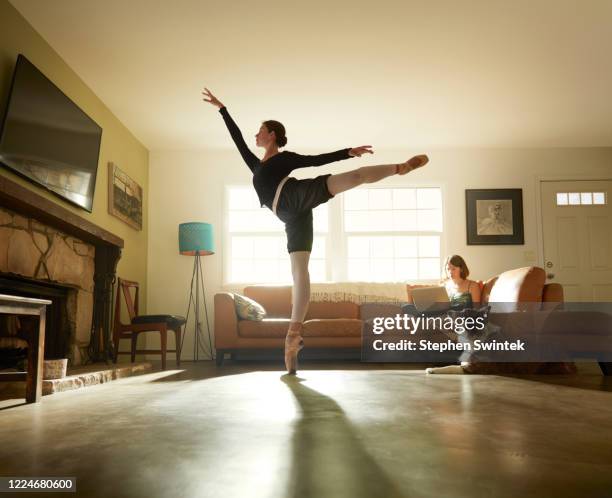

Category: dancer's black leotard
[219, 106, 353, 209]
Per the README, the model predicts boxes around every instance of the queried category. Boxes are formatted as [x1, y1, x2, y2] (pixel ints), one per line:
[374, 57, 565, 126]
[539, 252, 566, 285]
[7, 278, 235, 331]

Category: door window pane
[593, 192, 606, 205]
[556, 193, 568, 205]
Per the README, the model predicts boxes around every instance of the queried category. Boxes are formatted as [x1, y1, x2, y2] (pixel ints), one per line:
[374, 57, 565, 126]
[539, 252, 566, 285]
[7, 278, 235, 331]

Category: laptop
[410, 286, 451, 313]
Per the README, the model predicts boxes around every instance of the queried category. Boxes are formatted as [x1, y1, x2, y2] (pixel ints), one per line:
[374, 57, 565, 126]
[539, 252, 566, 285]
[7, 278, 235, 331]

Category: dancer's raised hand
[349, 145, 374, 157]
[397, 154, 429, 175]
[202, 87, 224, 109]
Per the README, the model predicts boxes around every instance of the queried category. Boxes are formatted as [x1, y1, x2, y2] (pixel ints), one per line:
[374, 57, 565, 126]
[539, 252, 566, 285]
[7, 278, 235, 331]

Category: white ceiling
[10, 0, 612, 151]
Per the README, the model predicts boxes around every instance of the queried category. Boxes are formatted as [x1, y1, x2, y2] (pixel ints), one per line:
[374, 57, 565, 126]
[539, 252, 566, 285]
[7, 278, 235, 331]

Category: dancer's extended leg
[285, 250, 310, 374]
[326, 155, 428, 196]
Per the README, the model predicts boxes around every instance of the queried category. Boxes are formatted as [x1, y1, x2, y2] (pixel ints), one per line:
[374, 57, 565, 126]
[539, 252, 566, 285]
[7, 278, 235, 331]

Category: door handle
[547, 273, 555, 279]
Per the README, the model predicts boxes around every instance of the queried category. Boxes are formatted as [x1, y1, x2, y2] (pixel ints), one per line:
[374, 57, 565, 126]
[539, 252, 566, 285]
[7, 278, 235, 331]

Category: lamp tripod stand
[180, 251, 214, 361]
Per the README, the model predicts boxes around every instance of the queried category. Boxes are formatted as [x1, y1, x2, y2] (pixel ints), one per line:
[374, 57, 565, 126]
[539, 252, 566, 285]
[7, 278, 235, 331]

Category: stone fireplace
[0, 175, 122, 366]
[0, 209, 94, 363]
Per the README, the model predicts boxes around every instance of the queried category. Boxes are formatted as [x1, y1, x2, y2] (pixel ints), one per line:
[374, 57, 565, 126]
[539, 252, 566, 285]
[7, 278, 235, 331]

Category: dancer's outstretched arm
[286, 144, 373, 169]
[218, 107, 260, 172]
[202, 87, 259, 172]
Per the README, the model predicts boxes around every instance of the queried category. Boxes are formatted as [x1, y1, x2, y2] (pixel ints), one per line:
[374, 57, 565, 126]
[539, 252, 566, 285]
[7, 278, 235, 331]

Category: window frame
[223, 183, 446, 286]
[223, 185, 330, 286]
[338, 184, 446, 283]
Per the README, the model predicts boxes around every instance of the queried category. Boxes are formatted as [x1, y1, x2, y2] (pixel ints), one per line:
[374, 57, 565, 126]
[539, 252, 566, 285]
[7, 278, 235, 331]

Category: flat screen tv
[0, 54, 102, 212]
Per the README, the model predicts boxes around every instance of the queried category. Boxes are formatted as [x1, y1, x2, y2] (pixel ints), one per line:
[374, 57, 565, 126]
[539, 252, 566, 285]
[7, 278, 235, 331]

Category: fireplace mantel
[0, 175, 123, 248]
[0, 173, 123, 363]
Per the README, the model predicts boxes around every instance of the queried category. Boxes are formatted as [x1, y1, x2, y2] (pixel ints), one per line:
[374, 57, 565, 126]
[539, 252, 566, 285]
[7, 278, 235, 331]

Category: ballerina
[203, 87, 428, 374]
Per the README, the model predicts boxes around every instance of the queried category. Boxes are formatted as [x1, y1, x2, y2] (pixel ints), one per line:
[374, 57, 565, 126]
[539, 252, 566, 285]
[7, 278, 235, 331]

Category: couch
[214, 266, 568, 366]
[214, 285, 363, 365]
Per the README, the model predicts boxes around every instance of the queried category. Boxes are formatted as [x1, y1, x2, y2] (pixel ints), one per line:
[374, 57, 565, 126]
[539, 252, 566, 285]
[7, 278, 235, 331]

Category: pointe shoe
[397, 154, 429, 175]
[284, 329, 304, 375]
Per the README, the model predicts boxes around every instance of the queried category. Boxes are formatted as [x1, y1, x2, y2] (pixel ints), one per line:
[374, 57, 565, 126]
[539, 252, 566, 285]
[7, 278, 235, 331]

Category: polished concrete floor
[1, 360, 612, 498]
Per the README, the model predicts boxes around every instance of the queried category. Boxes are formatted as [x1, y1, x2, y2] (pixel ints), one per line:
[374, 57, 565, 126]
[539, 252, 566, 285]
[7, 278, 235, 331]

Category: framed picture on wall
[108, 162, 143, 231]
[465, 189, 524, 245]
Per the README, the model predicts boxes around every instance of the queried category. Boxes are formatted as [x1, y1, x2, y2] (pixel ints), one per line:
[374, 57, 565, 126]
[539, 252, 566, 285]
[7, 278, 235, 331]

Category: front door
[541, 180, 612, 302]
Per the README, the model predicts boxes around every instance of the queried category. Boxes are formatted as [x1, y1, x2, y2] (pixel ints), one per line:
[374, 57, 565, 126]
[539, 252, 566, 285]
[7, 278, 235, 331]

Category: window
[343, 187, 443, 282]
[556, 191, 606, 206]
[226, 187, 327, 283]
[226, 186, 444, 284]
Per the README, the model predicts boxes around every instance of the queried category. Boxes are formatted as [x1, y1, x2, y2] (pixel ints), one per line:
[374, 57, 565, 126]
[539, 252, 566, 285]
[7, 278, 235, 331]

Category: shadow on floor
[145, 360, 612, 395]
[146, 360, 425, 383]
[280, 374, 407, 498]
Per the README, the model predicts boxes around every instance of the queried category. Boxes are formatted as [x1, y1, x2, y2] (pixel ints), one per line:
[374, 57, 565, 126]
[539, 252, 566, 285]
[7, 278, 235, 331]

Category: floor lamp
[178, 222, 215, 361]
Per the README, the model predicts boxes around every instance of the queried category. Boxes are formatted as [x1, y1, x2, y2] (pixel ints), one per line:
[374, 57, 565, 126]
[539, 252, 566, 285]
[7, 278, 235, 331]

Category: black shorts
[274, 174, 335, 253]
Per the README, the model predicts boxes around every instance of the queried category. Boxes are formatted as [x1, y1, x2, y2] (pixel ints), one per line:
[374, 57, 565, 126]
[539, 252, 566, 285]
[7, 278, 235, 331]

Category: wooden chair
[113, 278, 185, 370]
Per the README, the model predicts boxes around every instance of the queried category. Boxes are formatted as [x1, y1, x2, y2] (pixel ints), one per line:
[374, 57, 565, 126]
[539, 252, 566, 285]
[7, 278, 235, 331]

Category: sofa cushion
[244, 285, 291, 318]
[360, 303, 403, 322]
[305, 301, 360, 320]
[238, 318, 291, 338]
[244, 285, 361, 319]
[237, 318, 363, 338]
[234, 293, 267, 321]
[303, 319, 362, 337]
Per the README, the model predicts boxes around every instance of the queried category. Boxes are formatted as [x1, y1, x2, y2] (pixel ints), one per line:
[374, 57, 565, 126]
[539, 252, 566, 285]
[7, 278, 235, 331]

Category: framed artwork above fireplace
[108, 162, 143, 231]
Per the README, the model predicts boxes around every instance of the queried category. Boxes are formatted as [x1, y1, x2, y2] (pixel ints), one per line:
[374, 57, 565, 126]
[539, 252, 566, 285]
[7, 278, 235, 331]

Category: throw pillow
[234, 293, 267, 321]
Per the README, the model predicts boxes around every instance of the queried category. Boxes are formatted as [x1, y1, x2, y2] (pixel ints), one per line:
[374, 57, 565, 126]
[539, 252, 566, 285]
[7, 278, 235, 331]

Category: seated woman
[426, 255, 576, 375]
[401, 255, 480, 316]
[426, 254, 484, 374]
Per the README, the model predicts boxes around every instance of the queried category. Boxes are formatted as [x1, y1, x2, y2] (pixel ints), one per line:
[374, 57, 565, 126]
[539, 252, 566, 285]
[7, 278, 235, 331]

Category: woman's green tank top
[448, 281, 474, 310]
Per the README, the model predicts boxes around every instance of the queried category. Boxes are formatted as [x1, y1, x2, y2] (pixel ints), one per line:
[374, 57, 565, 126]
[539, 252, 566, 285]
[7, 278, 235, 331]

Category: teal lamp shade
[179, 222, 215, 256]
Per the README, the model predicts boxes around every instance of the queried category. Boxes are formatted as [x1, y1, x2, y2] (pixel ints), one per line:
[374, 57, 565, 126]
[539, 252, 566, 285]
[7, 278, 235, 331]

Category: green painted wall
[0, 0, 149, 355]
